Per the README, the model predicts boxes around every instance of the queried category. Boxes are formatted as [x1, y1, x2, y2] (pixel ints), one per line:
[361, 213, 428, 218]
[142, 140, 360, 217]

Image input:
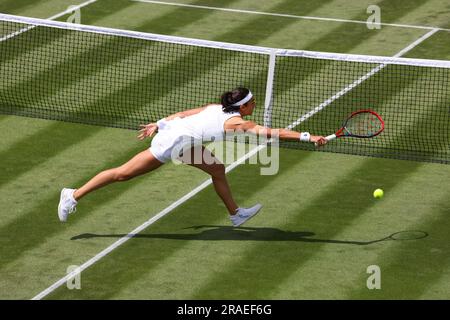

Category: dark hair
[221, 87, 250, 113]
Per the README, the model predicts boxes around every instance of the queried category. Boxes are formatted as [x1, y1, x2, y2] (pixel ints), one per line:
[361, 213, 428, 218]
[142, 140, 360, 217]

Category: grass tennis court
[1, 0, 449, 300]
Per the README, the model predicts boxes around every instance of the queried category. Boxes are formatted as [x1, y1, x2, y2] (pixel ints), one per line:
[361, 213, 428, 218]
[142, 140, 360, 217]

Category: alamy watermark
[366, 5, 381, 29]
[66, 5, 81, 24]
[366, 265, 381, 289]
[66, 265, 81, 290]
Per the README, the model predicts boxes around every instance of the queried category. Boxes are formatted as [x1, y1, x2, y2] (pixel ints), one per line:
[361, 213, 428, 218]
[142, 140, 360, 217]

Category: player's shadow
[71, 226, 428, 245]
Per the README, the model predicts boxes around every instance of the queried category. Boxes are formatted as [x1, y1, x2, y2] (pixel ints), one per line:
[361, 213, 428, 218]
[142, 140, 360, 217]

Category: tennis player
[58, 87, 327, 226]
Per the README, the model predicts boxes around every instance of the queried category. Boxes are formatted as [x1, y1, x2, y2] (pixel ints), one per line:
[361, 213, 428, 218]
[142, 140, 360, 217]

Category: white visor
[231, 91, 253, 107]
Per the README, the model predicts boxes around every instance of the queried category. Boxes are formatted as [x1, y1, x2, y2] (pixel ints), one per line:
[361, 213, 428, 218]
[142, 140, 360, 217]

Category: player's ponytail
[221, 87, 250, 113]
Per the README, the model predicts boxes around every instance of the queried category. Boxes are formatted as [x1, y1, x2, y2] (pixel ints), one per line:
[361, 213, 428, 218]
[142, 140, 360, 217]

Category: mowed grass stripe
[189, 157, 423, 298]
[2, 0, 446, 302]
[0, 122, 211, 278]
[242, 12, 424, 55]
[0, 0, 48, 14]
[0, 119, 146, 226]
[1, 0, 97, 18]
[128, 0, 246, 35]
[0, 115, 49, 153]
[153, 0, 295, 39]
[44, 150, 317, 299]
[53, 0, 136, 23]
[377, 0, 450, 27]
[271, 162, 450, 299]
[348, 191, 450, 299]
[0, 123, 145, 269]
[55, 0, 176, 31]
[209, 0, 333, 46]
[53, 0, 243, 29]
[0, 152, 210, 298]
[132, 0, 333, 41]
[0, 42, 175, 187]
[80, 153, 317, 299]
[420, 266, 450, 299]
[0, 120, 104, 189]
[103, 152, 363, 299]
[1, 2, 268, 264]
[1, 27, 143, 89]
[309, 0, 440, 26]
[133, 50, 267, 124]
[0, 27, 74, 73]
[344, 26, 427, 56]
[299, 0, 433, 53]
[402, 31, 450, 60]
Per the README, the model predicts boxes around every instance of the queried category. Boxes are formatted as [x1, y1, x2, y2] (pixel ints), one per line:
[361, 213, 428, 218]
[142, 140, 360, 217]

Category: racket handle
[314, 134, 336, 147]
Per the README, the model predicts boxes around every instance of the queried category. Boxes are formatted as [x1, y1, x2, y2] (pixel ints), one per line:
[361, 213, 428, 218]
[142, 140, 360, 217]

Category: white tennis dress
[149, 104, 241, 163]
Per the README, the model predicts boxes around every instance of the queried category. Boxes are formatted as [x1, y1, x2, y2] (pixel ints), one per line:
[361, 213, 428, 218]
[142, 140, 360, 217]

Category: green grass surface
[1, 4, 448, 162]
[0, 0, 449, 299]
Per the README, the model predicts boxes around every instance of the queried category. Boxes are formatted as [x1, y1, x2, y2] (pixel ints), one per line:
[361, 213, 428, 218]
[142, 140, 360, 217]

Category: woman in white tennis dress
[58, 87, 327, 226]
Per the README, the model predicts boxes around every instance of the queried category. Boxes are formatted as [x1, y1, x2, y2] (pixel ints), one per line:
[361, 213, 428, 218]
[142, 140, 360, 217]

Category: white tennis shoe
[230, 203, 263, 227]
[58, 188, 78, 222]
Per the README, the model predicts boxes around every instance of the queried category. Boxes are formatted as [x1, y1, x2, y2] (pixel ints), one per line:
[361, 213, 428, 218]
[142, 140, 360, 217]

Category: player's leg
[73, 150, 163, 200]
[181, 146, 238, 214]
[181, 146, 262, 226]
[58, 150, 163, 222]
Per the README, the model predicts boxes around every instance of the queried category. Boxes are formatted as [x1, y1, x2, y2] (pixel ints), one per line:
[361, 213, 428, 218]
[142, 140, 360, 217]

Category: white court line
[31, 27, 440, 301]
[132, 0, 450, 32]
[393, 28, 440, 58]
[47, 0, 99, 20]
[0, 0, 98, 42]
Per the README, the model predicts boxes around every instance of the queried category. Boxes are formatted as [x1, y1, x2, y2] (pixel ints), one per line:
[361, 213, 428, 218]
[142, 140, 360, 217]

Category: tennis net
[1, 14, 449, 164]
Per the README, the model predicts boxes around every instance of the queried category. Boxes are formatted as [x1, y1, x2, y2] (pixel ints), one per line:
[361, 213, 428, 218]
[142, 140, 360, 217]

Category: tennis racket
[319, 110, 384, 146]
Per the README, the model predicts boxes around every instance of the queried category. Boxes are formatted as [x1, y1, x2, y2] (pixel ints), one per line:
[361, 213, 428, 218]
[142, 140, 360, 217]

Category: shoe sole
[233, 205, 262, 227]
[58, 189, 67, 222]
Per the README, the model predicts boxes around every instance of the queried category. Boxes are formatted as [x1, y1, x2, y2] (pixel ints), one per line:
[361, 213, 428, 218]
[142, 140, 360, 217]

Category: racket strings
[346, 113, 382, 137]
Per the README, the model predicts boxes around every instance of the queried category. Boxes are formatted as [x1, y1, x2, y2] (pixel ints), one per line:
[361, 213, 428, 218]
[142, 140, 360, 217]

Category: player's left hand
[138, 123, 158, 140]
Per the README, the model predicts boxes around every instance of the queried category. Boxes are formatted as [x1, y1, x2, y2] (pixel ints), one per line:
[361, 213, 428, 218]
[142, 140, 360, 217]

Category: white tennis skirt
[149, 131, 202, 163]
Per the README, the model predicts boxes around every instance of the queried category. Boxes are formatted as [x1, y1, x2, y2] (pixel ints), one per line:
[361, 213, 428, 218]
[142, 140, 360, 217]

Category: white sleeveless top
[164, 104, 241, 141]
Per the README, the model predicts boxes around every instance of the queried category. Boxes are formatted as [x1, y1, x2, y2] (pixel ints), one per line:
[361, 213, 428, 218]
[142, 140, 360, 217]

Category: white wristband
[299, 132, 311, 142]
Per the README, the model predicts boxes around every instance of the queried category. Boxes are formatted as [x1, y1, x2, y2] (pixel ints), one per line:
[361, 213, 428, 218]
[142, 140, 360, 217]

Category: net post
[263, 49, 277, 127]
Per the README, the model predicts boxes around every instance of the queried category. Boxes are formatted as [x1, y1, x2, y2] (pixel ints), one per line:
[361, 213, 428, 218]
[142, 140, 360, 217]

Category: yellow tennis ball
[373, 188, 384, 199]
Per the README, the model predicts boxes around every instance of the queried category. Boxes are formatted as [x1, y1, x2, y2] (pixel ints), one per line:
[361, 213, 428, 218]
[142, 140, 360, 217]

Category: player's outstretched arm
[225, 119, 328, 146]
